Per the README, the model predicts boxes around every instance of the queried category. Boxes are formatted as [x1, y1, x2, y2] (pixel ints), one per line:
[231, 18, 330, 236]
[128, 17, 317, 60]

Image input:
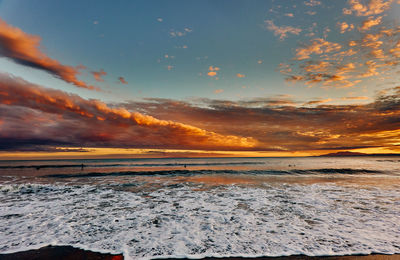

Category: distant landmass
[319, 151, 400, 157]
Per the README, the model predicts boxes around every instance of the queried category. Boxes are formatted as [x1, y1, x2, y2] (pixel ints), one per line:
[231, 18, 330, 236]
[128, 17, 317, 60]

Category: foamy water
[1, 157, 400, 259]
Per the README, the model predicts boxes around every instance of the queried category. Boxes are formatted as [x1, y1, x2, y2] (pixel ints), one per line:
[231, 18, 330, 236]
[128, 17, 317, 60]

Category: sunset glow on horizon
[0, 0, 400, 159]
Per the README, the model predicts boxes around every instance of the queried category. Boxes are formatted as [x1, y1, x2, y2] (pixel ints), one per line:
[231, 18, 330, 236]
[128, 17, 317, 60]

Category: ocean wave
[0, 161, 264, 170]
[43, 168, 385, 179]
[1, 183, 399, 259]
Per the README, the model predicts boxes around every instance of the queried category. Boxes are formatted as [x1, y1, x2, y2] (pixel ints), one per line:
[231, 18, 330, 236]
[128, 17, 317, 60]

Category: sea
[0, 156, 399, 259]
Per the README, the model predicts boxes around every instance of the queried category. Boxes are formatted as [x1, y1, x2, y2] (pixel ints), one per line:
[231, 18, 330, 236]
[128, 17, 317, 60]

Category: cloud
[121, 93, 400, 152]
[389, 40, 400, 57]
[265, 20, 302, 40]
[169, 28, 192, 37]
[295, 38, 342, 60]
[91, 69, 107, 82]
[337, 22, 355, 33]
[0, 73, 257, 151]
[209, 66, 220, 71]
[304, 0, 321, 6]
[344, 0, 393, 16]
[118, 77, 128, 84]
[281, 18, 400, 88]
[341, 96, 370, 100]
[349, 0, 393, 16]
[207, 66, 220, 77]
[304, 98, 333, 105]
[360, 16, 382, 31]
[214, 89, 224, 94]
[2, 74, 399, 153]
[236, 73, 245, 78]
[0, 18, 98, 90]
[164, 54, 174, 59]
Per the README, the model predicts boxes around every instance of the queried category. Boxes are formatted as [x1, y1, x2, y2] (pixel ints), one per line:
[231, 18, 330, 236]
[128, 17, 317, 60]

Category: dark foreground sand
[0, 245, 123, 260]
[0, 246, 399, 260]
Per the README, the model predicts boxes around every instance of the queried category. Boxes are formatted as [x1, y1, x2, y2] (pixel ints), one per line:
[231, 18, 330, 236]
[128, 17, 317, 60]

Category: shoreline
[0, 246, 399, 260]
[166, 254, 400, 259]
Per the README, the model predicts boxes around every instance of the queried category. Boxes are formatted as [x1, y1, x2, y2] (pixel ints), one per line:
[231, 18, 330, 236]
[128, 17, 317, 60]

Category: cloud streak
[0, 73, 257, 151]
[122, 90, 400, 153]
[0, 18, 98, 90]
[1, 72, 400, 153]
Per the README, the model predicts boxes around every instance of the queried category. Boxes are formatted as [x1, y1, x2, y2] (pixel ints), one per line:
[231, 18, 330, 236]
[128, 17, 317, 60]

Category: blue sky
[0, 0, 399, 157]
[0, 0, 375, 102]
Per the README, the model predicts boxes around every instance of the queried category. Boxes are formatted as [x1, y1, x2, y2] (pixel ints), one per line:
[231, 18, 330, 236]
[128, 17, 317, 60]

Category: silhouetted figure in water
[184, 164, 187, 168]
[81, 164, 85, 170]
[36, 166, 41, 170]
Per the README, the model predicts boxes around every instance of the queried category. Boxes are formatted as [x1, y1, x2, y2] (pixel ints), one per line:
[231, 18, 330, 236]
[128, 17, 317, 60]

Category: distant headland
[319, 151, 400, 157]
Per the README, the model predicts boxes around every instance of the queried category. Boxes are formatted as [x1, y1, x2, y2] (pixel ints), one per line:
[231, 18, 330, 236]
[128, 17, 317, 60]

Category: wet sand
[0, 246, 399, 260]
[176, 254, 400, 260]
[0, 245, 123, 260]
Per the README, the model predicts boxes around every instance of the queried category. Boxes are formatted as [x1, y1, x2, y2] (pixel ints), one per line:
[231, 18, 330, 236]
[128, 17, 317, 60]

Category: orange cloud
[118, 77, 128, 84]
[389, 40, 400, 57]
[92, 69, 107, 82]
[0, 73, 257, 151]
[337, 22, 355, 33]
[295, 38, 342, 60]
[236, 73, 245, 78]
[209, 66, 220, 71]
[207, 66, 220, 77]
[3, 79, 400, 153]
[360, 16, 382, 31]
[121, 94, 400, 152]
[304, 98, 333, 105]
[302, 61, 331, 73]
[265, 20, 302, 40]
[344, 0, 393, 16]
[281, 19, 400, 88]
[0, 18, 98, 90]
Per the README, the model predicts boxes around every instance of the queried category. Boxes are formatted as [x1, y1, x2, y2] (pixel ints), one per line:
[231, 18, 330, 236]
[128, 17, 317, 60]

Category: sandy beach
[0, 245, 123, 260]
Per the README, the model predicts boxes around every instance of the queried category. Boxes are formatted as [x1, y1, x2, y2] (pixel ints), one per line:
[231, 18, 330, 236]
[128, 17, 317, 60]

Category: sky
[0, 0, 399, 159]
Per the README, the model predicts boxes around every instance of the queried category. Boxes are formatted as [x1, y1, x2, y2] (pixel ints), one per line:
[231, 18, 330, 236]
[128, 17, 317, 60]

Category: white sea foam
[1, 182, 400, 259]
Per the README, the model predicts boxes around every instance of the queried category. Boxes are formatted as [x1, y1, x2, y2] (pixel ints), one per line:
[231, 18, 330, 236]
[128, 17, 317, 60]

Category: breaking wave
[1, 182, 400, 259]
[43, 168, 386, 179]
